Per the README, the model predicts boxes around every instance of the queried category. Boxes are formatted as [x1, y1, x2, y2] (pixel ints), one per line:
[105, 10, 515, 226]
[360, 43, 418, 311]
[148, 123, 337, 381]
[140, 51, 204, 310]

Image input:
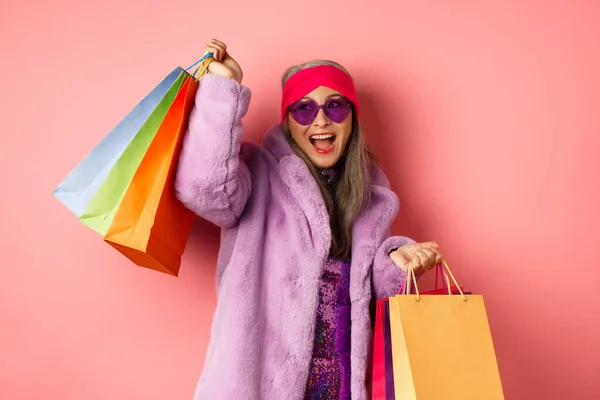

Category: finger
[432, 249, 444, 265]
[411, 254, 421, 270]
[204, 45, 218, 59]
[209, 39, 227, 60]
[214, 46, 226, 61]
[417, 249, 432, 267]
[205, 43, 225, 61]
[420, 250, 432, 271]
[210, 38, 227, 50]
[413, 253, 427, 274]
[423, 249, 437, 271]
[420, 249, 435, 270]
[213, 44, 226, 61]
[204, 43, 216, 56]
[422, 248, 434, 260]
[420, 241, 440, 250]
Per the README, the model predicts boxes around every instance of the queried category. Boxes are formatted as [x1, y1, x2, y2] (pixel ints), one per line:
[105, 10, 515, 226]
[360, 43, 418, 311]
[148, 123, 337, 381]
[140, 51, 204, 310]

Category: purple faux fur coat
[174, 73, 414, 400]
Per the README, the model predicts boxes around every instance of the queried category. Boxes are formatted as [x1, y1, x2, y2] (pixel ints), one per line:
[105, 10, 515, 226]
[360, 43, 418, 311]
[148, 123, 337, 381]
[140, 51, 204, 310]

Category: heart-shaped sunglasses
[288, 96, 353, 125]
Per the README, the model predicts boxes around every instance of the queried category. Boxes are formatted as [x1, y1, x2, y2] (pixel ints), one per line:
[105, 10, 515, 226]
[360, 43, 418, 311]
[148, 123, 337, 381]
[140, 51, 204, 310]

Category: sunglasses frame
[288, 96, 353, 125]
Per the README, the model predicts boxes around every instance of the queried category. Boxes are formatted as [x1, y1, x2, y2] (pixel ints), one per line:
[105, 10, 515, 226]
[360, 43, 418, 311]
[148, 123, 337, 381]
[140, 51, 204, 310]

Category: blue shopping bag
[52, 67, 183, 217]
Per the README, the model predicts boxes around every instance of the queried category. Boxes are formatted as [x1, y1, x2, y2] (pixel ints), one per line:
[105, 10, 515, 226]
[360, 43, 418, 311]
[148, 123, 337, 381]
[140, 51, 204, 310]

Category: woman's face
[287, 86, 353, 169]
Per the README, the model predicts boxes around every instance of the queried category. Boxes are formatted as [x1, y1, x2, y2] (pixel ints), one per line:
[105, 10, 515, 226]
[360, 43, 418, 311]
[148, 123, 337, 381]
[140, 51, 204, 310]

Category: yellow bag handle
[187, 53, 214, 80]
[404, 260, 466, 302]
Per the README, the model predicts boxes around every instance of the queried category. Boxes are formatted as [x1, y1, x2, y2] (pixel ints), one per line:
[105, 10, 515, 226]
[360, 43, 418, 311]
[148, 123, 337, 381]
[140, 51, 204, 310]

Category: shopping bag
[372, 267, 419, 400]
[383, 301, 396, 399]
[77, 70, 189, 235]
[51, 67, 183, 217]
[53, 53, 213, 275]
[372, 297, 387, 399]
[102, 68, 200, 276]
[388, 261, 504, 399]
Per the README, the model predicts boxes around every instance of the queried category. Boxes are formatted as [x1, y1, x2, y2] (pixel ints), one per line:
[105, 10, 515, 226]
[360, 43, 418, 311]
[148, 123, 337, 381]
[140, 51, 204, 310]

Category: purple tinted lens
[324, 97, 352, 123]
[289, 100, 317, 125]
[290, 97, 352, 125]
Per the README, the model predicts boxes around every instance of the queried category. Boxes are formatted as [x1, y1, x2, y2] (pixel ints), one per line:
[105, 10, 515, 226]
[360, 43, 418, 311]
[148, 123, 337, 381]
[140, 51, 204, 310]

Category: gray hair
[280, 59, 374, 261]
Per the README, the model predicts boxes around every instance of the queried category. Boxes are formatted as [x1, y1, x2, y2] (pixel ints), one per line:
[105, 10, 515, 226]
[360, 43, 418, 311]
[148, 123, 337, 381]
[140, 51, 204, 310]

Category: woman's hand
[203, 38, 243, 84]
[389, 241, 443, 275]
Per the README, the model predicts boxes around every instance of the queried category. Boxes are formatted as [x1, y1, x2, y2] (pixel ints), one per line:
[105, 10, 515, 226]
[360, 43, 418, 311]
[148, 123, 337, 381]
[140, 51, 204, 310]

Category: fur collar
[260, 124, 399, 270]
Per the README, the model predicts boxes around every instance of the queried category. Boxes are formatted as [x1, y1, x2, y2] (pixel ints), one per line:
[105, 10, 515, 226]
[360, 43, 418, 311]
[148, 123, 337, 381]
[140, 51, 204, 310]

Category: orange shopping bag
[103, 59, 210, 276]
[388, 261, 505, 400]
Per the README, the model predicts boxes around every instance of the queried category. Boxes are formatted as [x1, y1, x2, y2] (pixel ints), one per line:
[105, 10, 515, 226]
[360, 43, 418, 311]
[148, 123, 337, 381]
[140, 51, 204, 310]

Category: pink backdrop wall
[1, 0, 599, 399]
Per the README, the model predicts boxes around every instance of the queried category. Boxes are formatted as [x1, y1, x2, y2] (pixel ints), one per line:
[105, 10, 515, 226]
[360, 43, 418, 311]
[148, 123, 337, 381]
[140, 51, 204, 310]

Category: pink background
[1, 0, 599, 399]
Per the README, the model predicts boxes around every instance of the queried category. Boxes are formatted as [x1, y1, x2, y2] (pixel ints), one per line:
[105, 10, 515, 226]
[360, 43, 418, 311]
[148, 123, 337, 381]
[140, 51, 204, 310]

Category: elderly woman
[174, 38, 443, 400]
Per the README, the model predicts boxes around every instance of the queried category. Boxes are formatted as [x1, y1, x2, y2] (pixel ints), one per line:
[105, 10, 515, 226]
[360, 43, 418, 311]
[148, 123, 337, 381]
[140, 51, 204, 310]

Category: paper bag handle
[186, 52, 214, 79]
[400, 260, 466, 302]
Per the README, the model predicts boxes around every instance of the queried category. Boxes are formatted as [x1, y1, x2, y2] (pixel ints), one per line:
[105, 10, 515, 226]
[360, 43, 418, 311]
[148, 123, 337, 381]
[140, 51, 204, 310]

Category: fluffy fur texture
[174, 73, 414, 400]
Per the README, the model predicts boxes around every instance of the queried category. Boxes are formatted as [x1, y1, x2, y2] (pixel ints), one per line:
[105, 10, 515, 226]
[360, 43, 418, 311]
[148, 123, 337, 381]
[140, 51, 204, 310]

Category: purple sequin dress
[304, 256, 352, 400]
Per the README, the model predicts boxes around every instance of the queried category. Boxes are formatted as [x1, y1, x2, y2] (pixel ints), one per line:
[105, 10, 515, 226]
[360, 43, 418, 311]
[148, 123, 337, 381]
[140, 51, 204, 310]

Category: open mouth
[309, 133, 337, 154]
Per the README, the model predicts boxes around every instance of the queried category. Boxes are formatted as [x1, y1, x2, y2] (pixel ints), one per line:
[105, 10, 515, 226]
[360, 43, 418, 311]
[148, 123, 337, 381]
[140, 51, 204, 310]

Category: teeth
[310, 134, 335, 140]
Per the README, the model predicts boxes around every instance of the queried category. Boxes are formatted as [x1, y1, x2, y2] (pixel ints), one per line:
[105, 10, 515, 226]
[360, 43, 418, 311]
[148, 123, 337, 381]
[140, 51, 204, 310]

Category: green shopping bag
[78, 70, 188, 235]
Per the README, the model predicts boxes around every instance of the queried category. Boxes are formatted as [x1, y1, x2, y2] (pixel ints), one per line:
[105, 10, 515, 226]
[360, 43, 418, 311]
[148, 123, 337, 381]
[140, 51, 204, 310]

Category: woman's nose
[313, 108, 331, 127]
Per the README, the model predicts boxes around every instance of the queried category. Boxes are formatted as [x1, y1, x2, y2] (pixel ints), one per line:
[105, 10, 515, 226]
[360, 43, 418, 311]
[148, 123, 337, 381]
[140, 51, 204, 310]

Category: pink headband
[281, 65, 360, 123]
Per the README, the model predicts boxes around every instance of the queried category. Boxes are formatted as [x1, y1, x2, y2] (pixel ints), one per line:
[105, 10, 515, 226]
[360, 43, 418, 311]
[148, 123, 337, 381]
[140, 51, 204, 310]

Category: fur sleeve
[174, 73, 252, 228]
[372, 235, 416, 300]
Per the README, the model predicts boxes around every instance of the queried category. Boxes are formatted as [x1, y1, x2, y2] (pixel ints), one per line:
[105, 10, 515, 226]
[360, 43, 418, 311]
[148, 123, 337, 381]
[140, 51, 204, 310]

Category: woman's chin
[308, 154, 340, 169]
